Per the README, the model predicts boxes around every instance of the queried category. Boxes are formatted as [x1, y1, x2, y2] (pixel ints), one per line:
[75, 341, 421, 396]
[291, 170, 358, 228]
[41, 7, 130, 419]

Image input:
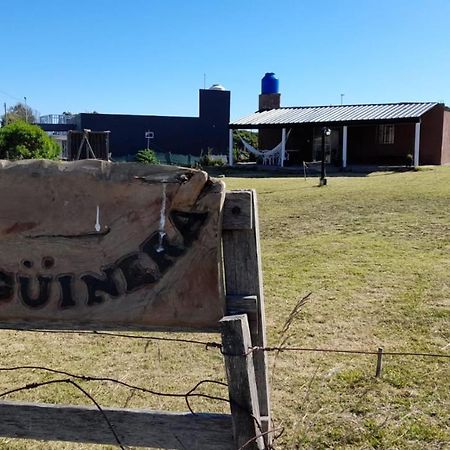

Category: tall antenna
[203, 73, 206, 89]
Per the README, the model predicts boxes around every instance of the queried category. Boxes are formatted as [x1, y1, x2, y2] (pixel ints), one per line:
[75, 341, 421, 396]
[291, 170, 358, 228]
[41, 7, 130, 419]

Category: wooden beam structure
[222, 190, 271, 437]
[0, 162, 271, 449]
[0, 160, 225, 331]
[0, 401, 233, 450]
[221, 315, 264, 450]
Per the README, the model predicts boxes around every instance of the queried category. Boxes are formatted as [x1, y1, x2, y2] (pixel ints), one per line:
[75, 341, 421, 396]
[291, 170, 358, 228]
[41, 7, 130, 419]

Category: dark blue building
[40, 86, 230, 160]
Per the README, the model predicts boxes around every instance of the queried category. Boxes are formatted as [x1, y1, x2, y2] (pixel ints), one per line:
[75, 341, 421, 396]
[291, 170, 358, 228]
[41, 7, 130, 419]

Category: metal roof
[230, 102, 438, 128]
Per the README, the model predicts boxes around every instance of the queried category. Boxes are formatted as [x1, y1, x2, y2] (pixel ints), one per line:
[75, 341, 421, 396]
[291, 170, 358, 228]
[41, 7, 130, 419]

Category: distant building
[39, 87, 230, 160]
[230, 73, 450, 167]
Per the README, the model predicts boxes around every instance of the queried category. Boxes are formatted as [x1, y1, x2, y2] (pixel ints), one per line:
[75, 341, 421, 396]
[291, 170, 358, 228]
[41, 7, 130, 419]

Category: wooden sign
[0, 160, 225, 330]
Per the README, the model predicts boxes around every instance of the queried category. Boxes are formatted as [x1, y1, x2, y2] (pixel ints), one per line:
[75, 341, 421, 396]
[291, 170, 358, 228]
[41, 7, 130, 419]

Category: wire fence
[7, 328, 450, 360]
[0, 326, 448, 449]
[113, 152, 201, 167]
[155, 151, 200, 167]
[0, 359, 269, 449]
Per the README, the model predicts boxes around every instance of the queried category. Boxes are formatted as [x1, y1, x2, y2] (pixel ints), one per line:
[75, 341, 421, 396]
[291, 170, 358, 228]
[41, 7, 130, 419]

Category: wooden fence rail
[0, 401, 233, 449]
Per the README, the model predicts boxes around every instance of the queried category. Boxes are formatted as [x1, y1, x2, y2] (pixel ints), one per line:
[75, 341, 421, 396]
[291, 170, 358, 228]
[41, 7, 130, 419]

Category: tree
[1, 102, 36, 125]
[233, 129, 258, 162]
[233, 129, 258, 149]
[135, 149, 159, 164]
[0, 121, 60, 160]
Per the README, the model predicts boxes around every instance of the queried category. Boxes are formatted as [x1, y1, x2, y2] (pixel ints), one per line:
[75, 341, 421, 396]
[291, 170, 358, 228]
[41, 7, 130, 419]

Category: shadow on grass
[204, 164, 421, 179]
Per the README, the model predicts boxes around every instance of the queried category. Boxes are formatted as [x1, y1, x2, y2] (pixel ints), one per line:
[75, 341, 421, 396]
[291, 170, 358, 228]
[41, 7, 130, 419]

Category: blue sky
[1, 0, 449, 121]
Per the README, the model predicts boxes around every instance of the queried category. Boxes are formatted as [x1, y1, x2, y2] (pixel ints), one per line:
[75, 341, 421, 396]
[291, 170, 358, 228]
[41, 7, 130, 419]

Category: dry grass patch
[1, 167, 449, 449]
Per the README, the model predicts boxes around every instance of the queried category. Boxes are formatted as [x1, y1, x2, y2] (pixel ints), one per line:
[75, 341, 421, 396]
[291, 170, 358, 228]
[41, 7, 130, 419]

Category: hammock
[238, 130, 291, 165]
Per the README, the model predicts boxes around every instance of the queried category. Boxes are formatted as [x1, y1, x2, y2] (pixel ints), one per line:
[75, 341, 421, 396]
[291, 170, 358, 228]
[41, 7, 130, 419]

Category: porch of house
[230, 122, 422, 169]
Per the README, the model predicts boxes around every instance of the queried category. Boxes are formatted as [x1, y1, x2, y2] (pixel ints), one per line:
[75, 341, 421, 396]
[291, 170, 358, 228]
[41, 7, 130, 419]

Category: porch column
[342, 125, 348, 168]
[281, 128, 286, 167]
[414, 122, 421, 167]
[228, 129, 234, 166]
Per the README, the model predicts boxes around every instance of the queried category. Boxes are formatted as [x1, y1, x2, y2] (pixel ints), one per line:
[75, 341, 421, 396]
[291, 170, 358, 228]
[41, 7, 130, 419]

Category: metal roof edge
[230, 102, 441, 126]
[229, 116, 423, 129]
[276, 101, 438, 110]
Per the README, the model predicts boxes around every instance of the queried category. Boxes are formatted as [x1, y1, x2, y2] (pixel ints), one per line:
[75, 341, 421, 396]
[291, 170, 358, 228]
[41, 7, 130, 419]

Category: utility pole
[3, 102, 6, 126]
[24, 97, 28, 122]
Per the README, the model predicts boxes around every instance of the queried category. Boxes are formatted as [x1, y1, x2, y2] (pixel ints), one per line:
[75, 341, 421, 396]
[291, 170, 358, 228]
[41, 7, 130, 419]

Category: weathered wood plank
[226, 295, 257, 316]
[222, 191, 253, 230]
[222, 190, 271, 439]
[0, 401, 233, 449]
[226, 295, 258, 331]
[220, 314, 264, 450]
[0, 160, 225, 331]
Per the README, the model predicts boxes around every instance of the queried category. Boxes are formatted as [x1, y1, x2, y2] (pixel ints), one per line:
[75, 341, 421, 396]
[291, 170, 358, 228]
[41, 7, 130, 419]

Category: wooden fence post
[222, 191, 271, 440]
[376, 347, 384, 378]
[221, 314, 265, 450]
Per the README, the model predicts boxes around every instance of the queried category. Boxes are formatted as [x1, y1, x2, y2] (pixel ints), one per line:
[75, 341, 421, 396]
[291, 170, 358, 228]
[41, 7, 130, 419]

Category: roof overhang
[230, 102, 438, 129]
[229, 117, 423, 129]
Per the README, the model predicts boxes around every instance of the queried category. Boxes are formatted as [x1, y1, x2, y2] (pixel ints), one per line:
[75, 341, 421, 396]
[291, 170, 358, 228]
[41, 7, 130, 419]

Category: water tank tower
[261, 73, 279, 95]
[259, 72, 281, 111]
[209, 84, 226, 91]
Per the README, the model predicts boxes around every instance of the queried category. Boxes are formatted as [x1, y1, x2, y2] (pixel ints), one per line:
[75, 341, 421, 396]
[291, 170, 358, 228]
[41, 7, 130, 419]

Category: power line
[0, 89, 38, 116]
[0, 89, 23, 103]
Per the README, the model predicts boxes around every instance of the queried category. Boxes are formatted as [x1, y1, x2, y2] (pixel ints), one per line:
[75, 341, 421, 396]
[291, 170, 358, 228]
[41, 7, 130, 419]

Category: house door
[312, 127, 340, 164]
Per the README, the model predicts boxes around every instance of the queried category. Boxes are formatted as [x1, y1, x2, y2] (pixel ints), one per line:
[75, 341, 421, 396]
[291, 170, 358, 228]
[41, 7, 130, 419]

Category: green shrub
[199, 154, 225, 167]
[406, 153, 413, 167]
[0, 121, 60, 160]
[198, 148, 225, 167]
[135, 149, 159, 164]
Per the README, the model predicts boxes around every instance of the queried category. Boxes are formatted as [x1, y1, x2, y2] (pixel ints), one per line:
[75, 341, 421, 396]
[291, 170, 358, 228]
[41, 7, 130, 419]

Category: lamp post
[320, 127, 331, 186]
[24, 97, 28, 123]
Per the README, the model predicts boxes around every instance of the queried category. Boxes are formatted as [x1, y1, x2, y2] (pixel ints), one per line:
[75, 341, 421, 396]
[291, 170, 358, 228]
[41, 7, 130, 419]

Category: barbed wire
[239, 426, 283, 450]
[0, 365, 276, 449]
[0, 377, 126, 449]
[0, 365, 230, 415]
[6, 328, 449, 360]
[250, 346, 450, 359]
[0, 328, 447, 449]
[9, 327, 222, 350]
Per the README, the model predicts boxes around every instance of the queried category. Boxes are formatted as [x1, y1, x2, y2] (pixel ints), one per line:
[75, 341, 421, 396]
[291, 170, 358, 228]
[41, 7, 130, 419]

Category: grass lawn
[0, 167, 449, 449]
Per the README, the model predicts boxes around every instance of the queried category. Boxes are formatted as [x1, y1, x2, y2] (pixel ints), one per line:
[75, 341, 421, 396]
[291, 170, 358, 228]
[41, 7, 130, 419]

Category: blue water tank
[261, 72, 279, 94]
